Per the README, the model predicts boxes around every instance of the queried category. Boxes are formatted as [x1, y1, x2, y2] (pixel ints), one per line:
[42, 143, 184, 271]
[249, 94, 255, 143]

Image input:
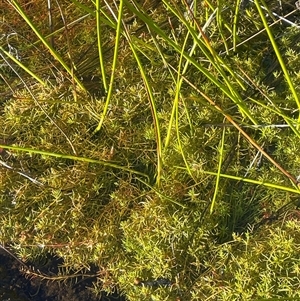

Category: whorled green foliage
[190, 216, 300, 300]
[1, 0, 300, 300]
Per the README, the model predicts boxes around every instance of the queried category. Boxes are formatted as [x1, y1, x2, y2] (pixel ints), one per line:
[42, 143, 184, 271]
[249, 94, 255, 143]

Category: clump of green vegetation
[1, 0, 300, 300]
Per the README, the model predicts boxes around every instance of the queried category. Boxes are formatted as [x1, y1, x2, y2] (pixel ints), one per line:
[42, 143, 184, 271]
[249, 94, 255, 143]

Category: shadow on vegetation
[0, 250, 126, 301]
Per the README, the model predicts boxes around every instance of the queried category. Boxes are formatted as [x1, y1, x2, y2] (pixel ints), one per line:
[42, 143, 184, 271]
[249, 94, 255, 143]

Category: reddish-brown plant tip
[134, 278, 141, 285]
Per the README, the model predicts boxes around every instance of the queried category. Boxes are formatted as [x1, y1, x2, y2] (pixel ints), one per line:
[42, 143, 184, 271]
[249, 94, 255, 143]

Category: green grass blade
[232, 0, 241, 52]
[9, 0, 86, 91]
[165, 31, 191, 150]
[158, 2, 255, 124]
[137, 178, 186, 208]
[118, 18, 162, 186]
[0, 143, 149, 180]
[174, 44, 194, 180]
[204, 170, 300, 194]
[210, 126, 226, 214]
[254, 0, 300, 117]
[175, 165, 299, 194]
[93, 0, 124, 133]
[0, 46, 46, 86]
[216, 0, 229, 54]
[96, 0, 108, 93]
[250, 97, 300, 139]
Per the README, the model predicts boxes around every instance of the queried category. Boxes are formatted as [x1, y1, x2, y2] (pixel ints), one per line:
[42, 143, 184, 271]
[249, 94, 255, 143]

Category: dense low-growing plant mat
[1, 0, 300, 300]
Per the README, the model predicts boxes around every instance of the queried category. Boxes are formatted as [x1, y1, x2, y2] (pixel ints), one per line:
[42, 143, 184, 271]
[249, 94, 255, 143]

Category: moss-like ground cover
[1, 0, 300, 300]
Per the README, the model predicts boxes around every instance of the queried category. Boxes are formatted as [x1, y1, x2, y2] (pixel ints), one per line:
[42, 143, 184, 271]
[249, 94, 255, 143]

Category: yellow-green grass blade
[0, 144, 149, 180]
[96, 0, 108, 93]
[210, 126, 226, 214]
[254, 0, 300, 120]
[137, 178, 187, 208]
[122, 0, 219, 82]
[250, 97, 300, 139]
[165, 0, 246, 91]
[175, 166, 300, 194]
[174, 34, 194, 180]
[93, 0, 124, 133]
[119, 20, 162, 186]
[165, 31, 191, 150]
[175, 71, 298, 186]
[9, 0, 86, 92]
[157, 1, 255, 124]
[179, 19, 255, 124]
[232, 0, 241, 52]
[203, 0, 233, 33]
[216, 0, 229, 54]
[236, 66, 300, 138]
[0, 46, 46, 86]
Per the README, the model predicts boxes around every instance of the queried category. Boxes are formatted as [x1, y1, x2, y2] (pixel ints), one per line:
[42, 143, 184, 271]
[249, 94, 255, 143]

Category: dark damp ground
[0, 249, 126, 301]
